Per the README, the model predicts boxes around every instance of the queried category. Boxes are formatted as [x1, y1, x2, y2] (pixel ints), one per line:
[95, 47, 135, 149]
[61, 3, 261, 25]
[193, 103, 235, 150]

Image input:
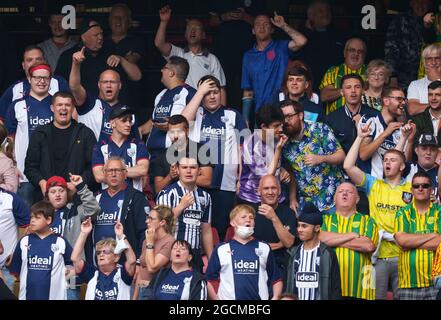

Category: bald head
[334, 182, 359, 213]
[258, 175, 281, 206]
[98, 69, 121, 104]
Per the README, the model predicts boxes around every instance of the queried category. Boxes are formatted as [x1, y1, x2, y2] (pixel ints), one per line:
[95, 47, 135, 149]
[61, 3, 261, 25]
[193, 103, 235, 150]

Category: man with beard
[274, 99, 345, 213]
[358, 86, 413, 178]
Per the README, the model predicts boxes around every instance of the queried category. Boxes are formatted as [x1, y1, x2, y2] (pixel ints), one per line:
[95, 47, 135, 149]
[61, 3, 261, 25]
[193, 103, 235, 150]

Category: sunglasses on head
[411, 183, 431, 189]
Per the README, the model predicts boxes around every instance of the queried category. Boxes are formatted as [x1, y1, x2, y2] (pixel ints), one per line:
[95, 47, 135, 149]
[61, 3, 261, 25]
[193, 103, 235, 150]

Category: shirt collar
[429, 109, 441, 121]
[183, 46, 209, 57]
[344, 104, 362, 118]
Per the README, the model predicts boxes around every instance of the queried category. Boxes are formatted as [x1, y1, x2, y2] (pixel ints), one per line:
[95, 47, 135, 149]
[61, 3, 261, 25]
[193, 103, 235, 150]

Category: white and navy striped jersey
[92, 136, 149, 191]
[206, 238, 282, 300]
[94, 189, 124, 247]
[5, 95, 53, 182]
[295, 243, 321, 300]
[79, 262, 132, 300]
[155, 269, 207, 300]
[0, 76, 68, 120]
[189, 106, 247, 192]
[358, 114, 402, 178]
[147, 85, 196, 162]
[10, 233, 73, 300]
[0, 189, 30, 268]
[156, 181, 211, 250]
[77, 93, 138, 141]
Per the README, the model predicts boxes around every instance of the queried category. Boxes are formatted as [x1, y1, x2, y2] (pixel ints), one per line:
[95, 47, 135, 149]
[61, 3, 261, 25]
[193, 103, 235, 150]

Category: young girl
[0, 123, 17, 192]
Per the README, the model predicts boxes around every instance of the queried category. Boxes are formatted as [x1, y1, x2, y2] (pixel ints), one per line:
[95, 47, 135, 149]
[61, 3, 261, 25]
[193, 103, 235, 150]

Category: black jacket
[144, 266, 207, 300]
[24, 120, 97, 189]
[119, 185, 149, 259]
[412, 107, 441, 147]
[284, 242, 342, 300]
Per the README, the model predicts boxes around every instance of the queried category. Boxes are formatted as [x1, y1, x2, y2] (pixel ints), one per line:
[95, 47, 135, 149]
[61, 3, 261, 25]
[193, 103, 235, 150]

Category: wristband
[146, 243, 154, 250]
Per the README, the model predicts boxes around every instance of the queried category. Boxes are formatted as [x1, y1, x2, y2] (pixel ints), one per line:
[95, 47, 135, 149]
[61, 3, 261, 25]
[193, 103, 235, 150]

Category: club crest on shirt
[198, 196, 206, 206]
[203, 63, 209, 70]
[402, 192, 413, 204]
[315, 256, 320, 266]
[117, 200, 124, 209]
[352, 222, 360, 228]
[220, 116, 227, 123]
[127, 147, 136, 158]
[173, 94, 181, 102]
[226, 249, 234, 255]
[428, 217, 435, 225]
[51, 243, 59, 253]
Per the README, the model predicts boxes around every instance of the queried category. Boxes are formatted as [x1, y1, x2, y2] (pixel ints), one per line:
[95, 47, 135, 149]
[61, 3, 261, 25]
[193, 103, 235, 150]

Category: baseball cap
[78, 18, 101, 35]
[416, 134, 438, 147]
[46, 176, 67, 191]
[298, 202, 323, 226]
[109, 105, 134, 120]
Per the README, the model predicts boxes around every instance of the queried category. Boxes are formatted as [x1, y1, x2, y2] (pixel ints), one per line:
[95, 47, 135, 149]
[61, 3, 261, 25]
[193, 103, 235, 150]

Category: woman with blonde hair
[362, 59, 391, 111]
[0, 123, 17, 192]
[136, 205, 176, 300]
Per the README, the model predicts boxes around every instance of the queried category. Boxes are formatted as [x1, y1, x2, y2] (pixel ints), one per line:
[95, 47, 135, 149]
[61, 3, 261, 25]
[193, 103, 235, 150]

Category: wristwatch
[146, 243, 154, 250]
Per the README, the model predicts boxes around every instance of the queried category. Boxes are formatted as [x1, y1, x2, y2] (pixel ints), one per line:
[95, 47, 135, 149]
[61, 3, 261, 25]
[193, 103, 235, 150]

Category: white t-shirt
[407, 76, 431, 104]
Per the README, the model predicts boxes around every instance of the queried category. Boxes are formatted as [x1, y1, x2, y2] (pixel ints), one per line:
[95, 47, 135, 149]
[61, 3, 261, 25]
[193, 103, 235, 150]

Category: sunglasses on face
[96, 249, 114, 256]
[411, 183, 431, 189]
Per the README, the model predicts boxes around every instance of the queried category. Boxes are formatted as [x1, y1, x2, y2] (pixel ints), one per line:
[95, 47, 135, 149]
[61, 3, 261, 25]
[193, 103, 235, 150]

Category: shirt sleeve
[210, 54, 227, 86]
[9, 238, 23, 276]
[56, 76, 70, 93]
[320, 122, 342, 153]
[121, 265, 134, 285]
[5, 101, 18, 134]
[78, 260, 97, 283]
[357, 173, 376, 196]
[91, 143, 104, 167]
[165, 44, 185, 60]
[12, 193, 30, 227]
[241, 52, 252, 90]
[266, 245, 282, 284]
[319, 66, 337, 90]
[0, 83, 14, 120]
[201, 193, 212, 224]
[406, 80, 420, 100]
[136, 141, 150, 161]
[63, 239, 74, 266]
[205, 245, 221, 281]
[76, 92, 97, 115]
[363, 216, 379, 247]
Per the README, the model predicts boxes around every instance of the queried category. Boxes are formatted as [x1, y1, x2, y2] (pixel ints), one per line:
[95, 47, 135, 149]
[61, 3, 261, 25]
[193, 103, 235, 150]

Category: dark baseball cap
[78, 18, 101, 35]
[109, 105, 134, 120]
[416, 134, 438, 147]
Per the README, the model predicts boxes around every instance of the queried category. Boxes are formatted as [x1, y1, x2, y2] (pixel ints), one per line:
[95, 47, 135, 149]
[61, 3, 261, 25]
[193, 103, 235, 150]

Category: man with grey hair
[407, 44, 441, 115]
[92, 156, 149, 263]
[320, 37, 367, 114]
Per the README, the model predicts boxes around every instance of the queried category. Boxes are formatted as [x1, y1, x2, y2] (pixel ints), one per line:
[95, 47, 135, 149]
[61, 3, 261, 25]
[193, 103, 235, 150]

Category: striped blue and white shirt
[156, 181, 211, 250]
[5, 95, 53, 182]
[189, 106, 248, 192]
[295, 243, 321, 300]
[10, 233, 73, 300]
[206, 238, 281, 300]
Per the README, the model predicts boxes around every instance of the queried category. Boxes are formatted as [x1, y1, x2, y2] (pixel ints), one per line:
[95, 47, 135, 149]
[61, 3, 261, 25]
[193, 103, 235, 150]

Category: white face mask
[236, 226, 254, 239]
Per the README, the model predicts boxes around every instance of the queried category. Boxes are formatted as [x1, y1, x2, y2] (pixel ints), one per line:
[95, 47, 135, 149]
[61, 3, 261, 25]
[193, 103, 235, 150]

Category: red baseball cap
[46, 176, 67, 191]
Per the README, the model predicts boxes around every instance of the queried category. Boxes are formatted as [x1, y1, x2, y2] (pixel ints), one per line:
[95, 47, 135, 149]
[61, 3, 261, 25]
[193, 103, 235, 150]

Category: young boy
[10, 200, 73, 300]
[71, 217, 136, 300]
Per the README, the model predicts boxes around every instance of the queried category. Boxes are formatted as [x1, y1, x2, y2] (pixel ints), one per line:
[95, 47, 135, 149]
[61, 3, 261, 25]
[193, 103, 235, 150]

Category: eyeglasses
[284, 112, 299, 121]
[99, 80, 120, 85]
[147, 216, 159, 221]
[346, 48, 364, 55]
[368, 72, 385, 78]
[387, 96, 407, 103]
[424, 56, 441, 63]
[104, 168, 126, 174]
[412, 183, 431, 189]
[31, 76, 51, 83]
[96, 249, 114, 256]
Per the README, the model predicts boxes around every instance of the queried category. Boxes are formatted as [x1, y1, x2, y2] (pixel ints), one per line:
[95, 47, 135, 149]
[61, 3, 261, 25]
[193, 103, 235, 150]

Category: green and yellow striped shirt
[322, 212, 378, 300]
[394, 202, 441, 289]
[319, 63, 367, 114]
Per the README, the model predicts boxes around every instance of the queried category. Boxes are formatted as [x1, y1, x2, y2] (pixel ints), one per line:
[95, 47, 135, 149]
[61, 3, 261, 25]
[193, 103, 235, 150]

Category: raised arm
[359, 121, 402, 161]
[343, 121, 372, 186]
[107, 55, 142, 81]
[144, 229, 170, 273]
[69, 47, 87, 106]
[271, 12, 307, 52]
[115, 220, 136, 276]
[181, 79, 217, 122]
[71, 217, 91, 274]
[154, 5, 173, 57]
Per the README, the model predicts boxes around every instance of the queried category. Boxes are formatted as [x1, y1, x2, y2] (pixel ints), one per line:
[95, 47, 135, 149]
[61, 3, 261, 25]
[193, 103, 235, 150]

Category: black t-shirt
[51, 123, 75, 178]
[253, 203, 297, 266]
[151, 139, 211, 178]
